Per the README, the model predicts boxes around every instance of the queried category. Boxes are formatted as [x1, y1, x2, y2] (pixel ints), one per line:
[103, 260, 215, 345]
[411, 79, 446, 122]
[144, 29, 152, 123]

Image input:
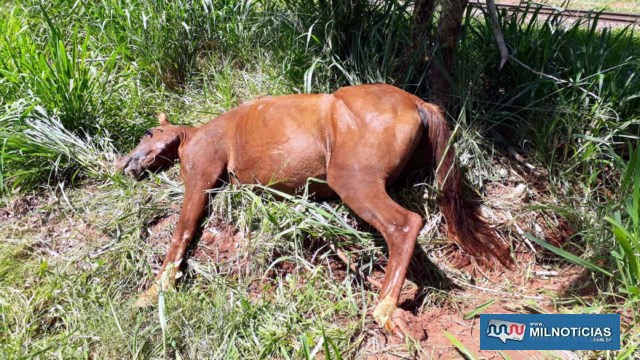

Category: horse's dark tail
[417, 103, 510, 266]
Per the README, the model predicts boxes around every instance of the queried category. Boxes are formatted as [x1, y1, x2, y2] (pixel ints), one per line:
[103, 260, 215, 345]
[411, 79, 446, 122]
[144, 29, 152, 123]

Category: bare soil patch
[145, 213, 246, 276]
[0, 191, 110, 265]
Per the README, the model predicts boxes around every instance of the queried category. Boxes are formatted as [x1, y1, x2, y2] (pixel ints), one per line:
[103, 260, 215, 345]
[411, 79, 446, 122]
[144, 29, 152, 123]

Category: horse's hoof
[373, 297, 424, 341]
[134, 284, 159, 308]
[373, 296, 397, 333]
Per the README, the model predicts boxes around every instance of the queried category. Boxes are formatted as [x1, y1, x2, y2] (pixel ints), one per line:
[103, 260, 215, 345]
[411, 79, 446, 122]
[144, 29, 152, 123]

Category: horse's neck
[177, 120, 230, 165]
[178, 125, 198, 143]
[176, 125, 198, 161]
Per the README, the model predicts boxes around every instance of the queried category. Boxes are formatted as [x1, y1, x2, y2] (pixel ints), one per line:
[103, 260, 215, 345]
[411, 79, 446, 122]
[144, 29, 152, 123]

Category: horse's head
[116, 113, 183, 180]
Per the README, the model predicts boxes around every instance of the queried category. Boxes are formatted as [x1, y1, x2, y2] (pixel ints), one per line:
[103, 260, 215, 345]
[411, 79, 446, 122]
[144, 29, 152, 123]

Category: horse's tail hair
[417, 103, 510, 266]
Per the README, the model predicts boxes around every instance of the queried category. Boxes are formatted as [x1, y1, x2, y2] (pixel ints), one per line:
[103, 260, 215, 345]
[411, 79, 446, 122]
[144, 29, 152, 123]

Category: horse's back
[219, 84, 427, 194]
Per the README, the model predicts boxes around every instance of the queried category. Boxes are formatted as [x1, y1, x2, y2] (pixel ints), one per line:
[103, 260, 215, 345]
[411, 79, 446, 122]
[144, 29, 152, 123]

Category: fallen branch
[509, 55, 601, 100]
[487, 0, 510, 68]
[323, 239, 383, 290]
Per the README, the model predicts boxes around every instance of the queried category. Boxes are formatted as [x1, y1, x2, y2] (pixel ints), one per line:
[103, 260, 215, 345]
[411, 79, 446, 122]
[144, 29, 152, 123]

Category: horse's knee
[390, 212, 422, 236]
[406, 212, 423, 234]
[386, 212, 422, 251]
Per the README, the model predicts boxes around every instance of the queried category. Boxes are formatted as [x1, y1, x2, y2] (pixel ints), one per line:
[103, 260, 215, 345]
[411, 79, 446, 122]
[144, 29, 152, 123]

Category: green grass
[0, 178, 370, 358]
[528, 0, 640, 13]
[607, 144, 640, 299]
[1, 0, 640, 358]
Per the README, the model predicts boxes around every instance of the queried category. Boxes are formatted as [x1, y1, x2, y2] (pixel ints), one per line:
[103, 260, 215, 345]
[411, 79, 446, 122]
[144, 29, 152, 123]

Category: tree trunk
[429, 0, 468, 109]
[407, 0, 437, 94]
[412, 0, 437, 45]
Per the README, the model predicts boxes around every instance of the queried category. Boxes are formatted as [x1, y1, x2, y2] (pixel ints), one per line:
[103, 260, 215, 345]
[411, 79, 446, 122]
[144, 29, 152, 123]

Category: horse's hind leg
[327, 171, 423, 333]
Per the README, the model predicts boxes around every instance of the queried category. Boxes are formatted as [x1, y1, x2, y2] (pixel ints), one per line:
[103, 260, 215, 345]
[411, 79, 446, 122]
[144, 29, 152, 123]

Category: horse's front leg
[135, 174, 218, 307]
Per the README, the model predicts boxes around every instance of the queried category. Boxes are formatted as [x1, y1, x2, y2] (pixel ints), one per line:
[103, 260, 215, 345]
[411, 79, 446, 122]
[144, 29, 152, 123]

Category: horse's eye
[143, 130, 153, 138]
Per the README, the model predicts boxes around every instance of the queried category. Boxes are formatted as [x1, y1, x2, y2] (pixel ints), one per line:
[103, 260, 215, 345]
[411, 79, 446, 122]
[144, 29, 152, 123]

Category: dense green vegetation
[1, 0, 638, 358]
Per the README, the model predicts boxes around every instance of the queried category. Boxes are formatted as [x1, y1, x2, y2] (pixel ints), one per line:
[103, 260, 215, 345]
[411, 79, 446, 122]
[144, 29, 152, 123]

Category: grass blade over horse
[116, 83, 508, 335]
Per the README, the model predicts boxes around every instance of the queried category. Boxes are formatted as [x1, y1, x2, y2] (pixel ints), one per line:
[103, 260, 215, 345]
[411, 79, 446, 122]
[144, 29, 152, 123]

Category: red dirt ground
[142, 207, 588, 359]
[356, 253, 587, 359]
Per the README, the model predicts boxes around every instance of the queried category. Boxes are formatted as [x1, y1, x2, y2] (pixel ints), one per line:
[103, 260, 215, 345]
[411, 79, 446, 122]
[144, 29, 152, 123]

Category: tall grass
[1, 6, 122, 133]
[3, 1, 639, 191]
[284, 0, 416, 91]
[0, 0, 298, 192]
[0, 104, 116, 193]
[603, 144, 640, 357]
[607, 145, 640, 299]
[457, 5, 640, 167]
[1, 0, 640, 357]
[82, 0, 259, 90]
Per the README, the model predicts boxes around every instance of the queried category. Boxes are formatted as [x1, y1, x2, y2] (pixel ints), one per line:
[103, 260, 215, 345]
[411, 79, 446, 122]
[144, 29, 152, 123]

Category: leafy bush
[457, 5, 640, 172]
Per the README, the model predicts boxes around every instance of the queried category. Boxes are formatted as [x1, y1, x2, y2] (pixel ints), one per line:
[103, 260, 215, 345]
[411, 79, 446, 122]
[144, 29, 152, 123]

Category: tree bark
[429, 0, 469, 109]
[401, 0, 437, 92]
[412, 0, 437, 45]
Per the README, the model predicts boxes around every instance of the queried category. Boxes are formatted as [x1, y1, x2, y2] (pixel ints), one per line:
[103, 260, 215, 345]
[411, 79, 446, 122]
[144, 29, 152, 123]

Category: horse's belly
[225, 93, 335, 197]
[228, 140, 331, 197]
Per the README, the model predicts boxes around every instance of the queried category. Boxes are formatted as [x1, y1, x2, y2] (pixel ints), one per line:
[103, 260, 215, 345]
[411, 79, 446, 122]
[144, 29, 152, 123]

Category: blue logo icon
[486, 319, 526, 343]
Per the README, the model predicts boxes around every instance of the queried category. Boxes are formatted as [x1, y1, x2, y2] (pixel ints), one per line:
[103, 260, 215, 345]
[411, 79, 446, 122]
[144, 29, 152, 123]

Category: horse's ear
[158, 113, 170, 126]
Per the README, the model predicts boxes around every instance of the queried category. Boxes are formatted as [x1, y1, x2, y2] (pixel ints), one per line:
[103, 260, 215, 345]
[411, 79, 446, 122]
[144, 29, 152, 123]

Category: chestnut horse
[116, 83, 506, 335]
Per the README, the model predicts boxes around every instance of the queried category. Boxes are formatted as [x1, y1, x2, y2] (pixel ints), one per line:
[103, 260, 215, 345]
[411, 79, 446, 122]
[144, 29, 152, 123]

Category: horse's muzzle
[115, 156, 145, 180]
[115, 155, 131, 172]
